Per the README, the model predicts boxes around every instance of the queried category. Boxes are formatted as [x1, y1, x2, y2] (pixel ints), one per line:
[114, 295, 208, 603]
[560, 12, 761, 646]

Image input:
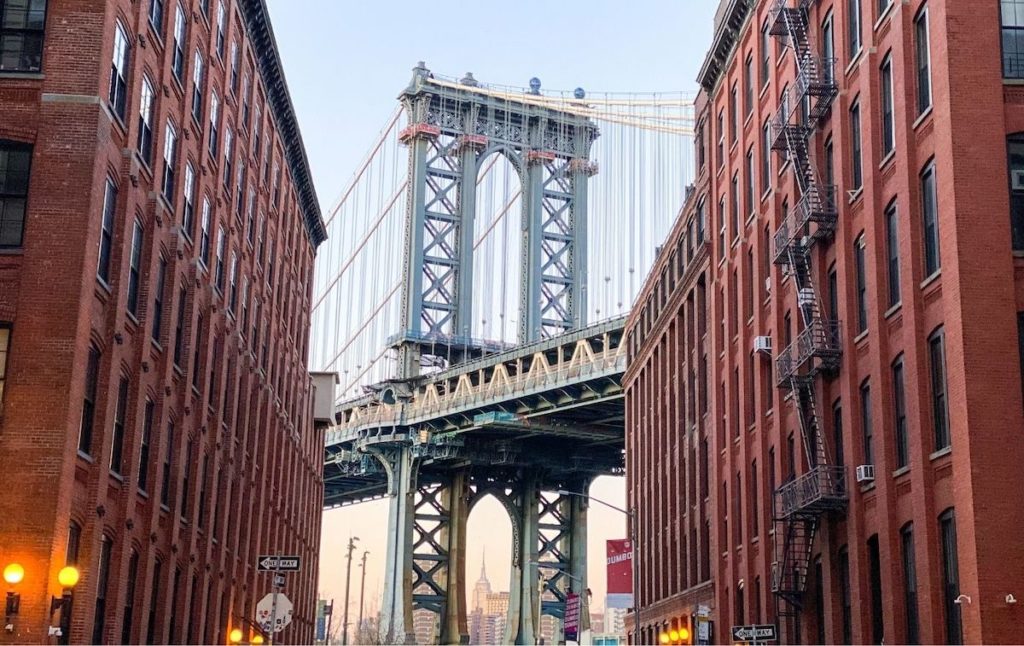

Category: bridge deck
[324, 318, 628, 508]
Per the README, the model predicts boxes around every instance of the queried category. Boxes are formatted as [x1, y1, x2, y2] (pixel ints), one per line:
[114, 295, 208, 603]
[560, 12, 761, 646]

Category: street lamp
[50, 565, 79, 644]
[4, 562, 24, 630]
[342, 537, 359, 646]
[229, 628, 244, 644]
[527, 563, 592, 645]
[556, 489, 641, 644]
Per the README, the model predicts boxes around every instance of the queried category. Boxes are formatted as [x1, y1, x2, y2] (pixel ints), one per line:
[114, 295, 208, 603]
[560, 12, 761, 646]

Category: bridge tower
[767, 0, 847, 636]
[394, 62, 599, 377]
[372, 64, 600, 645]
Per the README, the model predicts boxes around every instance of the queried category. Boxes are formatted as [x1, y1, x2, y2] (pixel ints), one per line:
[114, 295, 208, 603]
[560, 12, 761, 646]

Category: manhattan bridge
[309, 63, 695, 644]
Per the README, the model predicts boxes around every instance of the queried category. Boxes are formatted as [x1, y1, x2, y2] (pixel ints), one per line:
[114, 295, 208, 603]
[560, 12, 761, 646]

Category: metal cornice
[697, 0, 755, 92]
[240, 0, 328, 248]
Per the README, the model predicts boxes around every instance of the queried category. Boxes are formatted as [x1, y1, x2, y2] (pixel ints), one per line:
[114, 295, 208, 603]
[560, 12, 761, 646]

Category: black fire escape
[768, 0, 847, 621]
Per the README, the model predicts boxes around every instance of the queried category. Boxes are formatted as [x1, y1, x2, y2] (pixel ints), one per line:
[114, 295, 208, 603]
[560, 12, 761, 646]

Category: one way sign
[257, 555, 301, 572]
[731, 624, 778, 643]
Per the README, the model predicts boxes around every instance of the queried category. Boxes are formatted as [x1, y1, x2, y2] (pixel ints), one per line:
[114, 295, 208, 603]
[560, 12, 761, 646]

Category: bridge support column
[377, 446, 417, 644]
[437, 471, 470, 645]
[507, 475, 541, 645]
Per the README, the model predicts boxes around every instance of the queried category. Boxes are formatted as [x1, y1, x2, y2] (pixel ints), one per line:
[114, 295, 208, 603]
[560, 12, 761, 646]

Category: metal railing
[774, 466, 847, 519]
[775, 319, 841, 385]
[772, 184, 838, 264]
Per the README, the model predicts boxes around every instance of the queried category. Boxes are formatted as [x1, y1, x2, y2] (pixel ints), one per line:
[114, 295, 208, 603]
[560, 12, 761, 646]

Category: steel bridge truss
[396, 64, 599, 374]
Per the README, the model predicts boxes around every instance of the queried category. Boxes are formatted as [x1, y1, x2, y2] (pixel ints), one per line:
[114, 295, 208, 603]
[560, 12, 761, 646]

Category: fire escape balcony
[774, 465, 848, 520]
[772, 184, 838, 265]
[775, 319, 842, 386]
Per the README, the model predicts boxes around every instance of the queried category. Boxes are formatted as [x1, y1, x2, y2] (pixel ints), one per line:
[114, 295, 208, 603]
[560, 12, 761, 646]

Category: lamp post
[527, 563, 592, 645]
[341, 537, 359, 646]
[357, 551, 369, 641]
[556, 489, 640, 644]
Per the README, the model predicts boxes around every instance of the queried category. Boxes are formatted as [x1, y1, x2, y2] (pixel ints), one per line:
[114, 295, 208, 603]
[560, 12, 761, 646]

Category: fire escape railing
[766, 0, 847, 614]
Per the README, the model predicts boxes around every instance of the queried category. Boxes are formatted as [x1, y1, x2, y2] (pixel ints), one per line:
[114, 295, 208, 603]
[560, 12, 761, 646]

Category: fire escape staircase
[767, 0, 847, 616]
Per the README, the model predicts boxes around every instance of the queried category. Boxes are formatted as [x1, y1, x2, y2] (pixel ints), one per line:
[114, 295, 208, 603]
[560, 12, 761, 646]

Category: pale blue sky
[263, 0, 719, 632]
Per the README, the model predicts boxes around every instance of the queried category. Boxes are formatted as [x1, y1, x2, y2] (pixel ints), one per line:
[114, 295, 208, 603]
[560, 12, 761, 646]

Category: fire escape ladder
[769, 0, 846, 620]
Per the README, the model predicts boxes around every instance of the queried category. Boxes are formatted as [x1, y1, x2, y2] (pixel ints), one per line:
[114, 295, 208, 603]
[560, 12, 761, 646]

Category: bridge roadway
[321, 316, 627, 644]
[323, 315, 627, 506]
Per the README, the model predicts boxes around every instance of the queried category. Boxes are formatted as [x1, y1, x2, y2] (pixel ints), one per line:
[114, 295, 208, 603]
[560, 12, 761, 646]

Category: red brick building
[0, 0, 328, 643]
[626, 0, 1024, 644]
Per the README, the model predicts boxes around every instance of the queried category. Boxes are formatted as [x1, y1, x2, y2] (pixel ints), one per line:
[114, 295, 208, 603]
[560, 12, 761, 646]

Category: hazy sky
[263, 0, 718, 629]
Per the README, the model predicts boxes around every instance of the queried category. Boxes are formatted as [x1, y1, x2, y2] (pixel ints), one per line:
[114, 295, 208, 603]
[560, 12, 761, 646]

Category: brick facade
[0, 0, 327, 644]
[626, 0, 1024, 644]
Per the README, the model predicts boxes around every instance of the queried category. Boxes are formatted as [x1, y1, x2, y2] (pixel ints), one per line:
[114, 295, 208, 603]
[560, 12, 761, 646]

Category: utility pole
[342, 536, 359, 646]
[357, 551, 369, 642]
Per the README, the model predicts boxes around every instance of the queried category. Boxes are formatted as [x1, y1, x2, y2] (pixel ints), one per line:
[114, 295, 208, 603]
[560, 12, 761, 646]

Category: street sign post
[256, 592, 294, 634]
[257, 555, 301, 572]
[273, 573, 286, 588]
[731, 624, 778, 643]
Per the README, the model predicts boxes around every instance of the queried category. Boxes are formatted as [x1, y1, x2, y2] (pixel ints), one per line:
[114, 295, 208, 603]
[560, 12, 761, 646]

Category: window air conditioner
[754, 336, 772, 355]
[855, 464, 875, 483]
[1013, 169, 1024, 191]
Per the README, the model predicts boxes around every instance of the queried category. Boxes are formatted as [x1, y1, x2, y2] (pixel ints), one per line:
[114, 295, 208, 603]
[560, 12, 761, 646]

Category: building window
[0, 0, 46, 72]
[825, 135, 835, 187]
[940, 509, 963, 644]
[0, 139, 31, 249]
[1002, 0, 1024, 78]
[199, 197, 211, 266]
[209, 91, 220, 158]
[182, 162, 195, 235]
[137, 77, 155, 164]
[109, 20, 130, 120]
[173, 286, 186, 367]
[1007, 135, 1024, 250]
[868, 534, 884, 644]
[192, 313, 203, 386]
[761, 121, 771, 192]
[833, 400, 844, 466]
[138, 398, 154, 491]
[731, 173, 739, 239]
[929, 327, 950, 450]
[744, 54, 754, 116]
[861, 378, 873, 466]
[847, 0, 862, 60]
[146, 559, 162, 643]
[822, 11, 835, 82]
[718, 197, 726, 258]
[880, 53, 894, 156]
[160, 420, 173, 506]
[168, 567, 182, 643]
[215, 1, 225, 58]
[96, 177, 117, 282]
[228, 251, 238, 312]
[921, 160, 940, 275]
[109, 376, 128, 474]
[152, 257, 166, 342]
[828, 262, 839, 321]
[92, 535, 113, 643]
[902, 523, 920, 644]
[838, 546, 852, 644]
[717, 110, 724, 168]
[125, 220, 143, 316]
[850, 100, 863, 191]
[160, 123, 178, 207]
[761, 19, 771, 87]
[191, 50, 204, 122]
[180, 439, 191, 515]
[814, 557, 825, 645]
[215, 227, 226, 292]
[915, 5, 932, 113]
[745, 148, 755, 217]
[729, 83, 738, 143]
[885, 201, 900, 307]
[149, 0, 164, 32]
[171, 4, 185, 81]
[893, 355, 908, 468]
[750, 459, 759, 537]
[122, 549, 139, 644]
[229, 40, 239, 93]
[77, 344, 101, 455]
[855, 233, 867, 333]
[223, 126, 233, 187]
[0, 325, 8, 413]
